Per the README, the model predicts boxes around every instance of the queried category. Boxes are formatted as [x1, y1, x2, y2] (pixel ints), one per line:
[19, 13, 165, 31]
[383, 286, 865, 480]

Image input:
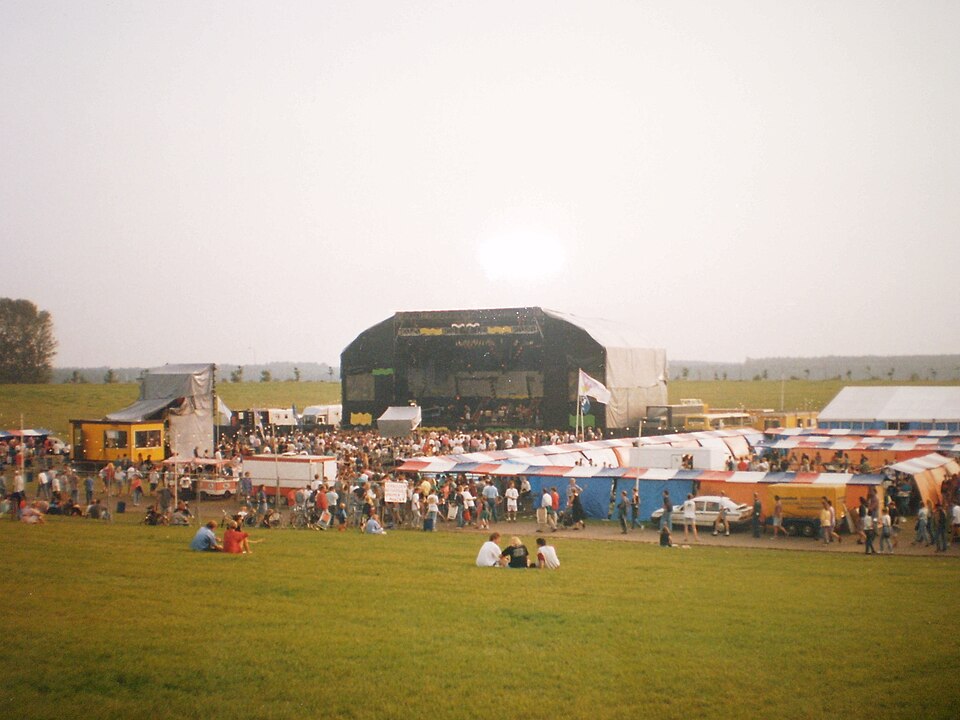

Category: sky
[2, 1, 958, 368]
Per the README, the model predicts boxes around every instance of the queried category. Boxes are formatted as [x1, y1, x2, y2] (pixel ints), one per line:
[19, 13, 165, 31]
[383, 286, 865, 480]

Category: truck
[242, 454, 338, 500]
[764, 483, 847, 537]
[301, 404, 343, 429]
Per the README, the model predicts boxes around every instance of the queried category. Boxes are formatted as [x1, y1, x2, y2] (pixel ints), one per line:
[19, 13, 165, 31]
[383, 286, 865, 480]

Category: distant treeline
[50, 354, 960, 385]
[671, 355, 960, 382]
[53, 362, 341, 385]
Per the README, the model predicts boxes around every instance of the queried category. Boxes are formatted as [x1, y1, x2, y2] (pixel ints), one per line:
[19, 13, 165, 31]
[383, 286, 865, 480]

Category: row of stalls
[396, 427, 958, 519]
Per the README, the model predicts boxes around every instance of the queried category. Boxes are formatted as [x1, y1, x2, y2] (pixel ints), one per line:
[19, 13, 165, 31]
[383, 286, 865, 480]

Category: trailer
[764, 483, 847, 537]
[242, 454, 338, 498]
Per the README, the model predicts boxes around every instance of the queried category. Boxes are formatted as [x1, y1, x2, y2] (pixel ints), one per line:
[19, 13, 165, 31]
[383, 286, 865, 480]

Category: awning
[106, 398, 173, 422]
[888, 453, 960, 475]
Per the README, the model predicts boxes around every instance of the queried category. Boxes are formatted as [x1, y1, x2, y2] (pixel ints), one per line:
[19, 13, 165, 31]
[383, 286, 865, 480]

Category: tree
[230, 366, 244, 383]
[293, 366, 301, 382]
[0, 298, 57, 383]
[260, 369, 272, 383]
[103, 368, 118, 384]
[67, 370, 88, 384]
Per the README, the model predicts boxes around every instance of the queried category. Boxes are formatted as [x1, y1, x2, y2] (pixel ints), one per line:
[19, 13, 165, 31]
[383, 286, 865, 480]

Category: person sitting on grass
[85, 498, 110, 520]
[476, 532, 503, 567]
[363, 512, 386, 535]
[190, 521, 222, 552]
[223, 520, 253, 554]
[660, 524, 674, 547]
[501, 536, 531, 568]
[144, 504, 168, 526]
[20, 502, 46, 525]
[535, 537, 560, 568]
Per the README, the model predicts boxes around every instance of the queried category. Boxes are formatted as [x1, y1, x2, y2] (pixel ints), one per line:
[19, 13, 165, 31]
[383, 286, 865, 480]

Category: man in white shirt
[536, 537, 560, 569]
[536, 489, 556, 532]
[504, 481, 519, 522]
[476, 532, 503, 567]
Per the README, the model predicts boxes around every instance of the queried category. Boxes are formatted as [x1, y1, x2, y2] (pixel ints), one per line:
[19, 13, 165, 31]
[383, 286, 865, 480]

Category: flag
[578, 369, 612, 405]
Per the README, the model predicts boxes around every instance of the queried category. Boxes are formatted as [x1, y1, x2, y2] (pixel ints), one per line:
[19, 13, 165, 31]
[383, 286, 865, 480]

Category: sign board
[384, 481, 408, 504]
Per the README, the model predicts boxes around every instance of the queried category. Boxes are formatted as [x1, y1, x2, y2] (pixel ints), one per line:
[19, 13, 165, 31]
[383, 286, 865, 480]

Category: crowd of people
[3, 426, 959, 560]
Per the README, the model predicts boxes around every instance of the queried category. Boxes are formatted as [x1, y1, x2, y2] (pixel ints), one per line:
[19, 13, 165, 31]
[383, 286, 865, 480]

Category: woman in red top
[223, 521, 252, 554]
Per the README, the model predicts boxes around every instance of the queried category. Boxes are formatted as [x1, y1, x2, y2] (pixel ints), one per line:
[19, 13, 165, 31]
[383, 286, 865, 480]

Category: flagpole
[635, 414, 643, 529]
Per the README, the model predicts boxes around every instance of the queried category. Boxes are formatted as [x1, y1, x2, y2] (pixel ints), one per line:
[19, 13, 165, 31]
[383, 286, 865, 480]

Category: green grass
[1, 516, 957, 720]
[668, 378, 960, 411]
[0, 382, 340, 438]
[3, 379, 959, 438]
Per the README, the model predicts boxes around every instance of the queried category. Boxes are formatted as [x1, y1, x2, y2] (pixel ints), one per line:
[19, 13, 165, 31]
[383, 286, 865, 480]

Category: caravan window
[104, 430, 128, 449]
[135, 430, 161, 448]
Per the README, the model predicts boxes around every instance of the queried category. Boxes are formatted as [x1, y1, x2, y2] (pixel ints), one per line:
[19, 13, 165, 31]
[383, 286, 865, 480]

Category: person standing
[933, 503, 949, 552]
[537, 487, 556, 532]
[771, 495, 788, 538]
[752, 492, 762, 538]
[569, 490, 586, 530]
[617, 490, 630, 534]
[879, 506, 894, 554]
[504, 481, 519, 523]
[482, 480, 500, 523]
[863, 512, 877, 555]
[630, 488, 641, 529]
[682, 493, 698, 542]
[660, 490, 672, 532]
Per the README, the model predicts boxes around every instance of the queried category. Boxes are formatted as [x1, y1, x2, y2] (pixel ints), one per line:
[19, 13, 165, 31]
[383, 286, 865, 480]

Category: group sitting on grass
[189, 520, 256, 554]
[475, 532, 560, 569]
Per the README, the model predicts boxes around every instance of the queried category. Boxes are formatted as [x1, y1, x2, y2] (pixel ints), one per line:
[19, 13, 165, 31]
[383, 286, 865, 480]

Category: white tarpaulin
[106, 363, 216, 457]
[819, 386, 960, 423]
[377, 406, 422, 438]
[542, 309, 667, 429]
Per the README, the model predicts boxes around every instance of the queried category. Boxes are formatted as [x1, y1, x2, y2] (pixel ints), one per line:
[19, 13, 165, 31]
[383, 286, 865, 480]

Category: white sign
[384, 481, 408, 504]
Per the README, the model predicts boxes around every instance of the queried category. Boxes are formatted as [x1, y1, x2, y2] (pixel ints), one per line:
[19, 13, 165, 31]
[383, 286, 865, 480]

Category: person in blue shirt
[190, 521, 223, 551]
[364, 513, 386, 535]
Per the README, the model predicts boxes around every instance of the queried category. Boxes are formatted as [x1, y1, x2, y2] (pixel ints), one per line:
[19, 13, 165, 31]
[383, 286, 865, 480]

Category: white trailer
[630, 445, 728, 471]
[242, 454, 338, 496]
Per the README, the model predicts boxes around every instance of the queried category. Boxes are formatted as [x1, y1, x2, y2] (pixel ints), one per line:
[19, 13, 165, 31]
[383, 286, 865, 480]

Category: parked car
[650, 495, 753, 527]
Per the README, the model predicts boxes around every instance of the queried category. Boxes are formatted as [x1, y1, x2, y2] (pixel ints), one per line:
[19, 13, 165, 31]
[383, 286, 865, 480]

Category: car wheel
[800, 523, 815, 538]
[223, 491, 232, 499]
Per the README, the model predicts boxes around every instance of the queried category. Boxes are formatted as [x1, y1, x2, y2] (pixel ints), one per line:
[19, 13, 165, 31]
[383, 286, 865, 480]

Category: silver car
[650, 495, 753, 527]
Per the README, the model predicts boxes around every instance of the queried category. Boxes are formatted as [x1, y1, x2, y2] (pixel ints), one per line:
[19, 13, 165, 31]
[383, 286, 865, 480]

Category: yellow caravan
[70, 419, 166, 464]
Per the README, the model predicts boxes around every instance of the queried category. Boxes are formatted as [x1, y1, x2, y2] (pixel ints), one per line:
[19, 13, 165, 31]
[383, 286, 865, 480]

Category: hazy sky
[2, 1, 958, 368]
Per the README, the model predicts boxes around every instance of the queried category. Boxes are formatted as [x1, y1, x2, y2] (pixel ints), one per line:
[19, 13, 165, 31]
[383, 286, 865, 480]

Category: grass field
[2, 515, 958, 720]
[0, 382, 340, 438]
[3, 378, 959, 439]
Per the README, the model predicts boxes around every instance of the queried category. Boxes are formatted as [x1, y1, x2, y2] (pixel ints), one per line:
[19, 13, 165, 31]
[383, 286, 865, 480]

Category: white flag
[578, 369, 612, 405]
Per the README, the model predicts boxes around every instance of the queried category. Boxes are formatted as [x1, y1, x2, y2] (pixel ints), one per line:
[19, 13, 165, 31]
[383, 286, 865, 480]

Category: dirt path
[432, 516, 959, 557]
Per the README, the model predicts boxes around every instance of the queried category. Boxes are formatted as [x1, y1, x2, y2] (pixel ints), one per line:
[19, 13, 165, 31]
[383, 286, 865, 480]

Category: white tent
[819, 386, 960, 425]
[377, 406, 422, 438]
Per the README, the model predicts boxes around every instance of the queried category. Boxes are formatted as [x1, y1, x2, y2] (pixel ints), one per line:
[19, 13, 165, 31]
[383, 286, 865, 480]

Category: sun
[476, 229, 567, 283]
